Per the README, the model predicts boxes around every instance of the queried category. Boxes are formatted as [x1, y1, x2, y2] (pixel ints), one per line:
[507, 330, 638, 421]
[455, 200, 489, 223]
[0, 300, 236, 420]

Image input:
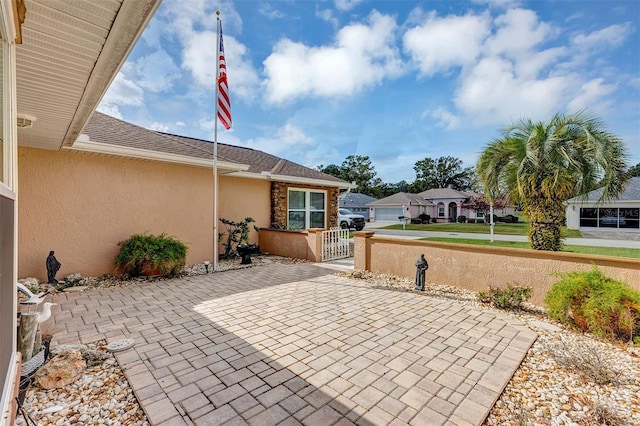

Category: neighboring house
[339, 192, 377, 220]
[565, 177, 640, 232]
[369, 188, 514, 222]
[1, 1, 351, 419]
[368, 192, 433, 221]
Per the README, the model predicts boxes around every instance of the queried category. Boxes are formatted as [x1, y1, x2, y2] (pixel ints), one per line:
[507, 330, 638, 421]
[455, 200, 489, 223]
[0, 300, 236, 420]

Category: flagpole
[213, 11, 221, 271]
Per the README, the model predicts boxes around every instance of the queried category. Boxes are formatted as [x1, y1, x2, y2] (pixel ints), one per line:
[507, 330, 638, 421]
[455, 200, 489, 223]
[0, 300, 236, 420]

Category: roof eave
[65, 139, 249, 172]
[228, 171, 353, 189]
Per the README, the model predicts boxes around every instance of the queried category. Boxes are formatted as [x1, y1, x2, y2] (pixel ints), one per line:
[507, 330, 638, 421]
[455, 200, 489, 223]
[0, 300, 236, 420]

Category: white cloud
[485, 8, 552, 57]
[403, 12, 491, 76]
[135, 49, 181, 92]
[259, 3, 285, 19]
[427, 107, 462, 130]
[568, 78, 616, 113]
[182, 32, 260, 102]
[243, 123, 314, 155]
[148, 122, 170, 132]
[454, 57, 569, 125]
[420, 7, 628, 128]
[160, 0, 242, 41]
[471, 0, 521, 9]
[572, 22, 635, 51]
[96, 103, 123, 119]
[98, 72, 145, 118]
[263, 11, 404, 104]
[316, 7, 339, 29]
[335, 0, 364, 11]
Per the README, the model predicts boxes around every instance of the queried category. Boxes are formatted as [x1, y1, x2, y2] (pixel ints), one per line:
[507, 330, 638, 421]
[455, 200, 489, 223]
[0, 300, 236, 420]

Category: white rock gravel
[17, 341, 148, 426]
[17, 260, 640, 426]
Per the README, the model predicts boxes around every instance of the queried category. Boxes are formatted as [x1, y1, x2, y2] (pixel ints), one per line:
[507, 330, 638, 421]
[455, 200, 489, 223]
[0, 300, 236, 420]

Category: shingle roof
[417, 187, 469, 199]
[369, 192, 434, 206]
[567, 177, 640, 203]
[82, 112, 346, 184]
[339, 193, 377, 208]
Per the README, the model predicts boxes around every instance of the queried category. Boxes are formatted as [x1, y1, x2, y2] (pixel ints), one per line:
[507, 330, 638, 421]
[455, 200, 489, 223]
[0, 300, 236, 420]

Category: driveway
[50, 263, 536, 426]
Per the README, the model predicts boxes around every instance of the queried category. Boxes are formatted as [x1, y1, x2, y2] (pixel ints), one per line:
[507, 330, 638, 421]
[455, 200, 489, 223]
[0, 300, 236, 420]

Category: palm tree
[477, 112, 628, 250]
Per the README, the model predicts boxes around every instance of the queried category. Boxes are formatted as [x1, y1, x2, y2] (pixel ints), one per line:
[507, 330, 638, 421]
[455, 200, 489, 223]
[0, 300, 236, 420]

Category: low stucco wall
[18, 147, 270, 280]
[258, 228, 322, 262]
[354, 232, 640, 306]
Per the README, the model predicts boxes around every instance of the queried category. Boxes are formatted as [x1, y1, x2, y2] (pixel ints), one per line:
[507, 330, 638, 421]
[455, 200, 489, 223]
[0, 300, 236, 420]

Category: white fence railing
[321, 228, 350, 261]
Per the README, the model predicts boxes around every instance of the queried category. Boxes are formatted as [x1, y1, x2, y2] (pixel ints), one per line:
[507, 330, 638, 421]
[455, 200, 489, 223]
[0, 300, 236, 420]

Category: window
[579, 207, 640, 229]
[476, 210, 484, 219]
[437, 202, 445, 217]
[288, 189, 326, 229]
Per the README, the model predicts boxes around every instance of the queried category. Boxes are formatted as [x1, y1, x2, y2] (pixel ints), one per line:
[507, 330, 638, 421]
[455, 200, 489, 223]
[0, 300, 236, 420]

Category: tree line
[317, 155, 479, 198]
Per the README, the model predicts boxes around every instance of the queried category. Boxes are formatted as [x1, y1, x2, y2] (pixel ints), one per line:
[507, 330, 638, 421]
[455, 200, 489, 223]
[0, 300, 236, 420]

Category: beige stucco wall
[354, 233, 640, 306]
[259, 228, 314, 260]
[18, 147, 270, 280]
[218, 174, 270, 244]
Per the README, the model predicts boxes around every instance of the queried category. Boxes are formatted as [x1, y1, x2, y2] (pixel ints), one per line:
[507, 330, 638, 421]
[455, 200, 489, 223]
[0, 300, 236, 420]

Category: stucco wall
[218, 175, 270, 244]
[354, 233, 640, 306]
[18, 148, 270, 280]
[258, 229, 313, 260]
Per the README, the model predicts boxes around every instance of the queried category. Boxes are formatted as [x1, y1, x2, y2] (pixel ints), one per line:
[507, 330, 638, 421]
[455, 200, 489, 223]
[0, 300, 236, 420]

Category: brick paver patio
[50, 262, 537, 426]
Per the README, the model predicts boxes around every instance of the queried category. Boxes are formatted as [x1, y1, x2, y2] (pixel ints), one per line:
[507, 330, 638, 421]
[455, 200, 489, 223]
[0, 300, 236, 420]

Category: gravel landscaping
[16, 257, 640, 426]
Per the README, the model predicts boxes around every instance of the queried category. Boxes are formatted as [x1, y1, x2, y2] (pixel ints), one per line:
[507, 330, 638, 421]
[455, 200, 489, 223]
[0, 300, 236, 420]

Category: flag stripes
[217, 23, 232, 130]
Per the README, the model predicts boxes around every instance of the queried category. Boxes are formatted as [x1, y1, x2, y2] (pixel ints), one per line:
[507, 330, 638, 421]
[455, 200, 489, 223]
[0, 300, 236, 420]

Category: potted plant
[114, 233, 188, 277]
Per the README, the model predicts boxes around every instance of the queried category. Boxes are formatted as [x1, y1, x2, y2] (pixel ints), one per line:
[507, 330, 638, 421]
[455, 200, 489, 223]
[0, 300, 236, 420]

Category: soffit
[15, 0, 160, 150]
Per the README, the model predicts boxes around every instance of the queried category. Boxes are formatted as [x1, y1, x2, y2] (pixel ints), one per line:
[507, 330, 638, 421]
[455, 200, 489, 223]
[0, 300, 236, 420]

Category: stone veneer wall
[271, 182, 339, 229]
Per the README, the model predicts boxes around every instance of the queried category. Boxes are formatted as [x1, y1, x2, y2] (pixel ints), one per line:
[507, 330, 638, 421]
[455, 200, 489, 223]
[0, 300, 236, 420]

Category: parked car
[600, 216, 625, 226]
[338, 208, 365, 231]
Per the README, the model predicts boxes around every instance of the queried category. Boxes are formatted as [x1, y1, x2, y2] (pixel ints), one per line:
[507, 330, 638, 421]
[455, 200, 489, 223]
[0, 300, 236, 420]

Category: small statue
[414, 253, 428, 291]
[46, 250, 61, 284]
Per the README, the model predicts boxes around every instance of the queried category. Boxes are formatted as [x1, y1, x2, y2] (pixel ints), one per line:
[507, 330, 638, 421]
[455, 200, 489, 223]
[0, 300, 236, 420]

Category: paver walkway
[50, 263, 537, 426]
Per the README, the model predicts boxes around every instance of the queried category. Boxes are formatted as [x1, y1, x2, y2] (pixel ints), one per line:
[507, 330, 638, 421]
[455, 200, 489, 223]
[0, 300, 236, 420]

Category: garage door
[374, 207, 404, 221]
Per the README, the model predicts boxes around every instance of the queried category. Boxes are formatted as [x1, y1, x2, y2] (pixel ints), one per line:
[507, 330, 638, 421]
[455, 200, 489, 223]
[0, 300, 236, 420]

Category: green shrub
[477, 284, 533, 310]
[467, 218, 476, 224]
[114, 233, 187, 277]
[484, 214, 499, 224]
[545, 266, 640, 343]
[418, 213, 430, 224]
[457, 215, 467, 223]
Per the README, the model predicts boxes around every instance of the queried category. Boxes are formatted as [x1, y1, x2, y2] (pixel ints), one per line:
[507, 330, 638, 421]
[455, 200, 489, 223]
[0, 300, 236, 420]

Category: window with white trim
[437, 202, 445, 217]
[288, 188, 326, 230]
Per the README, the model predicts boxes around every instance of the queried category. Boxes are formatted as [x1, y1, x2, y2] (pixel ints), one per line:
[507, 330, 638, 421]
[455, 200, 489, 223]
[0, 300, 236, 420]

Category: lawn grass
[383, 221, 583, 238]
[420, 237, 640, 259]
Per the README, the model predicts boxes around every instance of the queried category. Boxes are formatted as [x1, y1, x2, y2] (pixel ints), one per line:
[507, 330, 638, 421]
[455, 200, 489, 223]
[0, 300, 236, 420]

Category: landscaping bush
[114, 233, 187, 277]
[431, 217, 438, 223]
[410, 218, 422, 224]
[503, 214, 518, 223]
[477, 284, 532, 310]
[457, 215, 467, 223]
[467, 218, 476, 224]
[418, 213, 430, 224]
[545, 266, 640, 343]
[484, 214, 499, 224]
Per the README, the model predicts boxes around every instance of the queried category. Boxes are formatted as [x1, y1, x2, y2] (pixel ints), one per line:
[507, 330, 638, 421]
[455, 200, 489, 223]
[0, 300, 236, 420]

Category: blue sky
[98, 0, 640, 183]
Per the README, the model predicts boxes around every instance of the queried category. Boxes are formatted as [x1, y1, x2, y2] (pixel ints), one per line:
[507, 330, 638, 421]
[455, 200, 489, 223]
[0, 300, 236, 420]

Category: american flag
[217, 22, 232, 130]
